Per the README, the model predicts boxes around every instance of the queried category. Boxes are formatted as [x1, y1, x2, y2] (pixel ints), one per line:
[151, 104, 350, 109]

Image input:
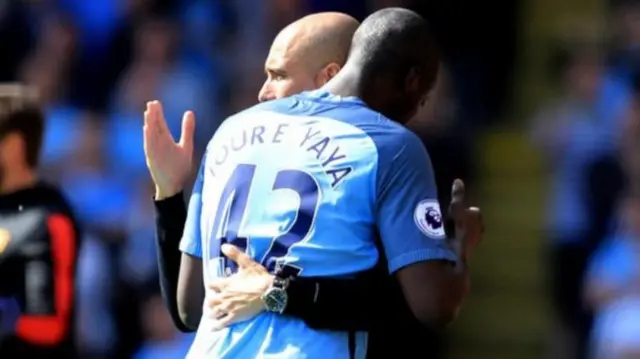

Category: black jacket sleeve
[284, 269, 416, 331]
[154, 193, 415, 332]
[154, 192, 193, 332]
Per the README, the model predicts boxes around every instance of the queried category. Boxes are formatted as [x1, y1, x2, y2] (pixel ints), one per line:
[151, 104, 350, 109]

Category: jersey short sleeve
[179, 154, 206, 258]
[374, 128, 457, 273]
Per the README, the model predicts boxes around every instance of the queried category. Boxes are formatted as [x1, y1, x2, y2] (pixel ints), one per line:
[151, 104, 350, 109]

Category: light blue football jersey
[179, 90, 457, 359]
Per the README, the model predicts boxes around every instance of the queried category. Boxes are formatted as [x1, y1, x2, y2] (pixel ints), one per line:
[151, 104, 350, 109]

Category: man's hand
[207, 244, 275, 330]
[448, 179, 484, 263]
[143, 101, 195, 200]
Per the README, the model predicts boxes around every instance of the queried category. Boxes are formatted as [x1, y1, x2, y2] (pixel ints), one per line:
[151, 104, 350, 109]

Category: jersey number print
[211, 163, 319, 273]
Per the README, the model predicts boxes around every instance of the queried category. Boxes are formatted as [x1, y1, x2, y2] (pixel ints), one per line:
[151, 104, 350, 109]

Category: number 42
[211, 163, 320, 273]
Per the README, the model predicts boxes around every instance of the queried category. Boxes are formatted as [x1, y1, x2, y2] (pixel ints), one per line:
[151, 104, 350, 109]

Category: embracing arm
[155, 193, 204, 331]
[214, 243, 418, 332]
[280, 242, 467, 331]
[155, 157, 207, 332]
[282, 267, 418, 331]
[154, 192, 194, 332]
[373, 130, 469, 327]
[208, 133, 468, 331]
[277, 132, 468, 330]
[395, 259, 468, 326]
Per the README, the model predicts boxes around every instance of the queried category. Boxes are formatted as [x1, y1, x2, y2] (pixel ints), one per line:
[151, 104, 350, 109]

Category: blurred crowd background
[1, 0, 639, 358]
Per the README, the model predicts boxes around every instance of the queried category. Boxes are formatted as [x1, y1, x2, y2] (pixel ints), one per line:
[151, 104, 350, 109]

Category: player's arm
[154, 191, 193, 332]
[377, 131, 469, 327]
[175, 158, 206, 330]
[212, 130, 466, 331]
[281, 268, 415, 331]
[15, 213, 78, 346]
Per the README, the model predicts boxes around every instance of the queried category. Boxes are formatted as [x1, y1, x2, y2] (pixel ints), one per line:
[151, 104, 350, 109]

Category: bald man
[148, 12, 365, 331]
[258, 12, 358, 101]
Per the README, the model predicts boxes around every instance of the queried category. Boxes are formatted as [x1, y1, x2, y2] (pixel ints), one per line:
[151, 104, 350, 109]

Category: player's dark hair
[349, 8, 439, 92]
[0, 85, 44, 168]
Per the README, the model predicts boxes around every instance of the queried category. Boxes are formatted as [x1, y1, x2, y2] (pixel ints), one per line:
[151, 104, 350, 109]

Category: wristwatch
[261, 276, 290, 314]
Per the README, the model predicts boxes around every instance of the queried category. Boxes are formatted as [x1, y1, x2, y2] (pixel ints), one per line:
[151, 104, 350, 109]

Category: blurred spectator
[57, 115, 135, 359]
[18, 12, 76, 105]
[22, 14, 80, 175]
[227, 0, 279, 105]
[609, 0, 640, 87]
[76, 235, 117, 359]
[110, 16, 218, 171]
[620, 75, 640, 193]
[59, 0, 143, 111]
[531, 41, 613, 359]
[584, 194, 640, 359]
[120, 182, 158, 287]
[58, 115, 132, 239]
[0, 1, 36, 82]
[597, 0, 638, 157]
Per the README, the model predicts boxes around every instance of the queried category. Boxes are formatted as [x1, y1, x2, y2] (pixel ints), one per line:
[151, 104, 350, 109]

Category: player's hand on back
[207, 244, 275, 330]
[143, 100, 195, 200]
[448, 179, 484, 263]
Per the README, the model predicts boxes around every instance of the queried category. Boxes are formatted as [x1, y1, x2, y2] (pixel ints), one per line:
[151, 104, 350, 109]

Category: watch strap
[272, 276, 290, 290]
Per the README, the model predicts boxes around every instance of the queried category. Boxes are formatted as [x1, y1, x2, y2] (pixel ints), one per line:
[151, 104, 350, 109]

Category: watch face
[264, 288, 287, 313]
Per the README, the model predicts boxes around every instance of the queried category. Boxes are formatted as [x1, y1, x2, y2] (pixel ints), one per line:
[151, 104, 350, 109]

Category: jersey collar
[302, 89, 365, 106]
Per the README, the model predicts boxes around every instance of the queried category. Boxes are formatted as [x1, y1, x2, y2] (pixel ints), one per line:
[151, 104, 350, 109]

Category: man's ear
[404, 66, 422, 94]
[315, 63, 342, 86]
[324, 62, 341, 79]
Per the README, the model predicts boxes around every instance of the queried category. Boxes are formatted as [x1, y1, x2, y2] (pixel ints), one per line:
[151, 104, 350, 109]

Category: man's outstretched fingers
[466, 207, 484, 233]
[221, 243, 255, 268]
[150, 100, 170, 135]
[208, 277, 230, 292]
[144, 102, 151, 127]
[147, 101, 164, 137]
[449, 179, 466, 223]
[179, 111, 195, 153]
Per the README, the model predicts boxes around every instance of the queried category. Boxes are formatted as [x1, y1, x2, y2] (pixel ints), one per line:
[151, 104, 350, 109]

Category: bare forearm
[438, 259, 470, 322]
[437, 239, 472, 317]
[397, 238, 470, 328]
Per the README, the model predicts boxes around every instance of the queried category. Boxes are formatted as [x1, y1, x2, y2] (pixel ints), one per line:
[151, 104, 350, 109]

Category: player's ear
[324, 63, 341, 79]
[404, 66, 422, 94]
[315, 63, 341, 86]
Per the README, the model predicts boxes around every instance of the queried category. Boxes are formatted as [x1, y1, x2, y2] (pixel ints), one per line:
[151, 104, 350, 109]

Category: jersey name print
[201, 111, 379, 279]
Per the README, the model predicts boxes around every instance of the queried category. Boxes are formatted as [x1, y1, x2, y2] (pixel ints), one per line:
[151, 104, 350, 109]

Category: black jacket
[0, 182, 80, 358]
